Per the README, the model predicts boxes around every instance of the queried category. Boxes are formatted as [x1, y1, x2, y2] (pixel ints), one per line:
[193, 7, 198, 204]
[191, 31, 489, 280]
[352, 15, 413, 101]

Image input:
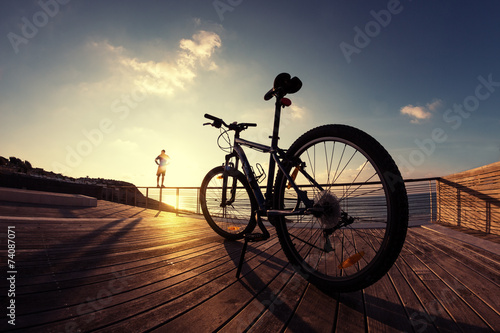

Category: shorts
[156, 165, 166, 176]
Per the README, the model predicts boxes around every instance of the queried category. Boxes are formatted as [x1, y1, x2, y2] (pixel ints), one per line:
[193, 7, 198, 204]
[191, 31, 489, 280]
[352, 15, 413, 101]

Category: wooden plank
[284, 284, 337, 333]
[417, 227, 500, 283]
[247, 271, 309, 332]
[443, 161, 500, 183]
[364, 273, 413, 332]
[156, 240, 292, 332]
[86, 238, 281, 332]
[404, 229, 499, 331]
[398, 243, 465, 332]
[409, 229, 500, 326]
[217, 264, 296, 332]
[335, 291, 366, 332]
[16, 243, 235, 316]
[393, 256, 441, 333]
[9, 225, 237, 329]
[362, 230, 413, 332]
[3, 200, 500, 332]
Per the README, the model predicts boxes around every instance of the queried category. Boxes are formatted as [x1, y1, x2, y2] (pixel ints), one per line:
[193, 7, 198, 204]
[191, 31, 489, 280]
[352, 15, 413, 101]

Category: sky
[1, 0, 499, 187]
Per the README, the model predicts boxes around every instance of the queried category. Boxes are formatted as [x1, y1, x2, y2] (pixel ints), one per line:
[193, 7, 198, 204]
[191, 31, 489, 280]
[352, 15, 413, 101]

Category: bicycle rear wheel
[200, 166, 257, 240]
[274, 125, 408, 292]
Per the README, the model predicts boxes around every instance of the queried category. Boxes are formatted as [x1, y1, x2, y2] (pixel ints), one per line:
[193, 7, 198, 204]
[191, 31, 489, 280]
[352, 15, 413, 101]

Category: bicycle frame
[223, 97, 316, 218]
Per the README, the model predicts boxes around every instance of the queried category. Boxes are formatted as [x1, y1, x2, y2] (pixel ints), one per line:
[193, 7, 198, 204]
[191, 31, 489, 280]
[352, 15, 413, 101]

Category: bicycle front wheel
[274, 125, 408, 292]
[200, 166, 257, 240]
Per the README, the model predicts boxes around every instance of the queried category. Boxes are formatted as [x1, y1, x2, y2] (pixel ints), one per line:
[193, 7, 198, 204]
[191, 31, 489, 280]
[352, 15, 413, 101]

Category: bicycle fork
[220, 152, 239, 210]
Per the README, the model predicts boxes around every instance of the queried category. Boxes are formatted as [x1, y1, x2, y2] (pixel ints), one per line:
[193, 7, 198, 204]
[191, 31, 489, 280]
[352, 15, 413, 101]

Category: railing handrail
[107, 185, 202, 190]
[106, 176, 442, 191]
[102, 177, 439, 225]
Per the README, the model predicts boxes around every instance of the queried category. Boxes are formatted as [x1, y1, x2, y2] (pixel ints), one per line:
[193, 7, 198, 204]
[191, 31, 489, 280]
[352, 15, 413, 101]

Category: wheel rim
[202, 169, 254, 236]
[278, 136, 395, 283]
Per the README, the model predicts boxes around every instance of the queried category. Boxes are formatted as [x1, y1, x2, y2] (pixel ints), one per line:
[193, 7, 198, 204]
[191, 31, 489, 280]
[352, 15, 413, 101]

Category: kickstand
[236, 212, 270, 279]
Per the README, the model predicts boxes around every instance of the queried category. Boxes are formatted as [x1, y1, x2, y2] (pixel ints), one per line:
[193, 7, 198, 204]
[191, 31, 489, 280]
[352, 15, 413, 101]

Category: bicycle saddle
[264, 73, 302, 100]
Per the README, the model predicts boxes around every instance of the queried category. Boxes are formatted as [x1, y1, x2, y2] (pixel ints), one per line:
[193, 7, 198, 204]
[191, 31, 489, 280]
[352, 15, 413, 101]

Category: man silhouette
[155, 149, 170, 187]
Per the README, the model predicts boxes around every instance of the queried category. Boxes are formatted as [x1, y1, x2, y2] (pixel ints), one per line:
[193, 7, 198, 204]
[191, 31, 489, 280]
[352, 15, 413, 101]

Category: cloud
[109, 138, 139, 150]
[400, 105, 432, 123]
[180, 30, 221, 65]
[289, 104, 305, 119]
[87, 30, 221, 96]
[400, 99, 442, 124]
[426, 99, 442, 111]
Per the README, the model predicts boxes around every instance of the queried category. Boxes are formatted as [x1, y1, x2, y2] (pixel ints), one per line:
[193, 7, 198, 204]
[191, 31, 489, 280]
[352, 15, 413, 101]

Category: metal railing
[404, 177, 439, 226]
[101, 178, 439, 225]
[101, 186, 200, 214]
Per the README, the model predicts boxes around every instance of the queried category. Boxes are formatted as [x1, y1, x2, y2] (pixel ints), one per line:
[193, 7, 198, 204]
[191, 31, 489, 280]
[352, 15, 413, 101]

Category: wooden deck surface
[1, 200, 499, 332]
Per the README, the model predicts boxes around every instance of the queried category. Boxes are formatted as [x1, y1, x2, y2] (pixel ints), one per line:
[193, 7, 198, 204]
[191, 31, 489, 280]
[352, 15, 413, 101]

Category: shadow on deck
[0, 200, 499, 332]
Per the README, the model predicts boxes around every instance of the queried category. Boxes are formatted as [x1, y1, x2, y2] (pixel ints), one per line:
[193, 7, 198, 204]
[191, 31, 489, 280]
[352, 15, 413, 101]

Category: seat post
[270, 97, 283, 150]
[264, 97, 283, 207]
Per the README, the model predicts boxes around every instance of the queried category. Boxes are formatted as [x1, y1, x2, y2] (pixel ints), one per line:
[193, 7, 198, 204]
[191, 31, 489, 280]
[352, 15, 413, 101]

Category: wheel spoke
[275, 125, 408, 292]
[201, 166, 256, 240]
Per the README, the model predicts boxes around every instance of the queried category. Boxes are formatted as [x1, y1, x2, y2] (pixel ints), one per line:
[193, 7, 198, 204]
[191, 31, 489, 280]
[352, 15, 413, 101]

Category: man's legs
[161, 173, 165, 187]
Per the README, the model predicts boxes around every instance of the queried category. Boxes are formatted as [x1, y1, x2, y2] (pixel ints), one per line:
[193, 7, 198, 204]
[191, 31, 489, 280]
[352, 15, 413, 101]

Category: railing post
[176, 188, 180, 215]
[429, 180, 433, 222]
[436, 180, 441, 223]
[197, 188, 200, 214]
[146, 188, 149, 209]
[486, 201, 491, 234]
[159, 187, 162, 211]
[344, 185, 348, 212]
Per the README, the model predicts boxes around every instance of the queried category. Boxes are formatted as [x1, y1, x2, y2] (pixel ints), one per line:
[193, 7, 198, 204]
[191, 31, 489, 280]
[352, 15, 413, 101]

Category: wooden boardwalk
[1, 200, 499, 332]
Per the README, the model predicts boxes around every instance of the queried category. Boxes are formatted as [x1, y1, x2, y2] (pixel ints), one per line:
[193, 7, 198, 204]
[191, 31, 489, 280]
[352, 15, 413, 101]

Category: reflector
[338, 251, 365, 270]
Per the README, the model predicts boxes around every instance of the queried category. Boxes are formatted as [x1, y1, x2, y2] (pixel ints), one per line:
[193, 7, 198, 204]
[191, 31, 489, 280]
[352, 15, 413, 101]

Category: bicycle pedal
[244, 233, 269, 242]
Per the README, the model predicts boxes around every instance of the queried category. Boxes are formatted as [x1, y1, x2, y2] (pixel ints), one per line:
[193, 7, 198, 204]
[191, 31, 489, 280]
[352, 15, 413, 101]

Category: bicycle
[200, 73, 408, 292]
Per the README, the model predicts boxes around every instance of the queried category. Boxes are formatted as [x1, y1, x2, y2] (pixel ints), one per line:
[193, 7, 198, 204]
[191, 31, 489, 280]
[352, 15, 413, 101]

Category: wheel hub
[313, 190, 341, 229]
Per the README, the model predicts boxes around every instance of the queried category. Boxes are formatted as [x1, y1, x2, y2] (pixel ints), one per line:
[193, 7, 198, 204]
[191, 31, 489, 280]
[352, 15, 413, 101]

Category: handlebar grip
[204, 113, 219, 121]
[264, 88, 275, 101]
[239, 123, 257, 127]
[204, 113, 223, 128]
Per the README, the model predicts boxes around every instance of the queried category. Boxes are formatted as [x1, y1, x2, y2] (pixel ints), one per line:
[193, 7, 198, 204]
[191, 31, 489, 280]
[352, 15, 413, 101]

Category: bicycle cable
[217, 127, 233, 153]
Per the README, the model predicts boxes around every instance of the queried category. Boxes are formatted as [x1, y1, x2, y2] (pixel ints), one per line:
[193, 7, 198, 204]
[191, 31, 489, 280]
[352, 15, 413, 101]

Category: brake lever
[203, 121, 222, 128]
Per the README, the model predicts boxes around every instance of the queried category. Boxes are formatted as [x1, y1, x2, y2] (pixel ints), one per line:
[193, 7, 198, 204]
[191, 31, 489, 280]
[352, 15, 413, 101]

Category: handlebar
[204, 113, 223, 128]
[204, 113, 220, 122]
[204, 113, 256, 132]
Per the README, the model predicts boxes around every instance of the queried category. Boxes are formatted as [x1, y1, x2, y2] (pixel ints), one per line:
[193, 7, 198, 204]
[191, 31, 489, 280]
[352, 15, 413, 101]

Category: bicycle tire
[200, 166, 257, 240]
[274, 124, 408, 292]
